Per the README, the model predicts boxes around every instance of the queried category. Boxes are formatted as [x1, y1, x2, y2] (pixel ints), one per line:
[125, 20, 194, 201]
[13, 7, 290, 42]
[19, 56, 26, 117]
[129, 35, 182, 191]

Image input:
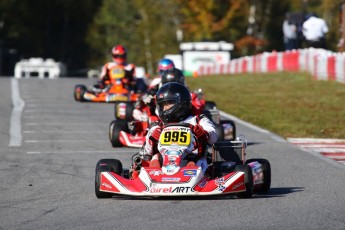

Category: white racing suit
[142, 115, 218, 173]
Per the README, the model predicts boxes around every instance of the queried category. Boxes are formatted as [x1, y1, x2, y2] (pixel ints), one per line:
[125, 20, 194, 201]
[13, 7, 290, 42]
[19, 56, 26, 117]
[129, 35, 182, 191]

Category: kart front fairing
[99, 165, 247, 196]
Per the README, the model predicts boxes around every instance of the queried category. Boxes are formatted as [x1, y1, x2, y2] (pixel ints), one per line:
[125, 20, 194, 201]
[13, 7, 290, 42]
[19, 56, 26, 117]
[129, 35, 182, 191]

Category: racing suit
[98, 62, 136, 90]
[142, 114, 218, 173]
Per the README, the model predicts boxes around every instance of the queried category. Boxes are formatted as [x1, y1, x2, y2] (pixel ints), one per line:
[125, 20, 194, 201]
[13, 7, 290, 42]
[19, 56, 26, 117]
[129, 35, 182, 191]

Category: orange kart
[74, 65, 139, 103]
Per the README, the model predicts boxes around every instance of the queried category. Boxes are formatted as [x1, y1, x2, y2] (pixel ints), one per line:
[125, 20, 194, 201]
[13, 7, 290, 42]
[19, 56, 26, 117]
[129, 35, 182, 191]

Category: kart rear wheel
[114, 101, 134, 121]
[74, 84, 87, 102]
[235, 164, 253, 198]
[95, 159, 123, 198]
[220, 120, 236, 141]
[109, 120, 129, 147]
[215, 123, 225, 141]
[204, 101, 217, 110]
[246, 158, 271, 193]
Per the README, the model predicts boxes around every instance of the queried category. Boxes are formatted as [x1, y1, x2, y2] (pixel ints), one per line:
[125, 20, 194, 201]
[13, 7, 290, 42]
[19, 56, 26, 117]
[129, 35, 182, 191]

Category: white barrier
[14, 58, 67, 79]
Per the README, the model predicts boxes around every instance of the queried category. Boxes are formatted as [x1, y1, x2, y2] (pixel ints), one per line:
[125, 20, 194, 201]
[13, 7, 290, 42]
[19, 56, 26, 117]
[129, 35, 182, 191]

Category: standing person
[302, 13, 329, 49]
[283, 13, 299, 50]
[93, 45, 136, 92]
[140, 82, 218, 173]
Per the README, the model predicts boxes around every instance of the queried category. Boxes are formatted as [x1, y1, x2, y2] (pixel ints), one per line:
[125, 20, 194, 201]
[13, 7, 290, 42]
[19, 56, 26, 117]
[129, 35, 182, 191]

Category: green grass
[186, 72, 345, 139]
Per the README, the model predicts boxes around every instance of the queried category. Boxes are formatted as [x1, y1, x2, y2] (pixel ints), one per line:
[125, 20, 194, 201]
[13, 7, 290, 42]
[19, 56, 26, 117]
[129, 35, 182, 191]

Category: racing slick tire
[235, 164, 254, 198]
[74, 84, 87, 102]
[95, 159, 123, 198]
[204, 101, 217, 110]
[114, 101, 134, 121]
[220, 120, 236, 141]
[245, 158, 271, 193]
[109, 120, 129, 147]
[215, 123, 225, 141]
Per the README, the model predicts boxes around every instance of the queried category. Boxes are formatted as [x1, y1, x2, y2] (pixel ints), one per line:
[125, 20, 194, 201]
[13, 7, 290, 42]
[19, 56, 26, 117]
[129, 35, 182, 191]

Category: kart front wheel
[95, 159, 123, 198]
[114, 101, 134, 121]
[235, 164, 253, 198]
[246, 158, 271, 193]
[109, 120, 129, 147]
[74, 84, 87, 102]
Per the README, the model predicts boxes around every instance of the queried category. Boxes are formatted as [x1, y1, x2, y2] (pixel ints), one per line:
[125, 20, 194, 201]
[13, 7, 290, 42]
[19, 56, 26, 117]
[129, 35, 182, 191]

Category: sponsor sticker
[183, 169, 197, 177]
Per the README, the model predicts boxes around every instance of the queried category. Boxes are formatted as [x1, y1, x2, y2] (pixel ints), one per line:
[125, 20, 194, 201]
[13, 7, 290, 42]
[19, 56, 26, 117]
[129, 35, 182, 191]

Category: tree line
[0, 0, 342, 76]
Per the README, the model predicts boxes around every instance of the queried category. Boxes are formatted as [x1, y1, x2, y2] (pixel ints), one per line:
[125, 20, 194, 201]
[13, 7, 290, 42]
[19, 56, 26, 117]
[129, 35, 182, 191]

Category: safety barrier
[14, 58, 67, 79]
[197, 48, 345, 84]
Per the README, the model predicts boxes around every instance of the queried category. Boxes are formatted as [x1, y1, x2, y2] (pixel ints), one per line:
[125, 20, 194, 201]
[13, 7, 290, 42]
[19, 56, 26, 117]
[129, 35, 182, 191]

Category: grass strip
[186, 72, 345, 139]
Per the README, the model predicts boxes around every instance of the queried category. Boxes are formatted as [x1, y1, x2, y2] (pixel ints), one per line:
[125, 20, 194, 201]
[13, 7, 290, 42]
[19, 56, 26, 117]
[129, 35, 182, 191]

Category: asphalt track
[0, 77, 345, 230]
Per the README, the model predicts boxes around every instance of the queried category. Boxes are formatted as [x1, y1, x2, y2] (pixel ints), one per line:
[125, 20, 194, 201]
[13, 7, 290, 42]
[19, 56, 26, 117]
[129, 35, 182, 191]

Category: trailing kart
[109, 90, 236, 148]
[96, 124, 271, 198]
[109, 112, 159, 148]
[74, 65, 139, 103]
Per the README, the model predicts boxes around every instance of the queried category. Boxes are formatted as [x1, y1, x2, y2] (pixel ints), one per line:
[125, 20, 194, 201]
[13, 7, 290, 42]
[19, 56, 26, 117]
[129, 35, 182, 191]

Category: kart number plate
[159, 127, 191, 146]
[107, 94, 128, 102]
[109, 66, 125, 79]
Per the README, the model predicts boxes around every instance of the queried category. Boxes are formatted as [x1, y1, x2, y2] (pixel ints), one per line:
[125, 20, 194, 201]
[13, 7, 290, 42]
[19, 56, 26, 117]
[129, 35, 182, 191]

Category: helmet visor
[113, 54, 126, 59]
[157, 99, 177, 112]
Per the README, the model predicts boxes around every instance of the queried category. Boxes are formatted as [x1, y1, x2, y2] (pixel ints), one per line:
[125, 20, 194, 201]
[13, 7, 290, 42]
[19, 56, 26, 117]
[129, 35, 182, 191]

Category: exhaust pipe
[134, 164, 142, 172]
[134, 156, 142, 165]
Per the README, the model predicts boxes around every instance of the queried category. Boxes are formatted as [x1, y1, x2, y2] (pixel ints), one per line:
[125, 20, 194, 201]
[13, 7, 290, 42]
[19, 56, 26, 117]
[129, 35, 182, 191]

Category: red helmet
[112, 45, 127, 64]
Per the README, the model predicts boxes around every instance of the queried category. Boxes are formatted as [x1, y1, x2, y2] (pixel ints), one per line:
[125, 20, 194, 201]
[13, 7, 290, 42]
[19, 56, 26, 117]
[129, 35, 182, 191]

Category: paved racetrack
[0, 77, 344, 230]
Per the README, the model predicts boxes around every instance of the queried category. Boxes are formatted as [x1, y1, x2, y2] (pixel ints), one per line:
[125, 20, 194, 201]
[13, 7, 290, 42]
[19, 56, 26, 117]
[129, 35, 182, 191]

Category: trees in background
[0, 0, 342, 75]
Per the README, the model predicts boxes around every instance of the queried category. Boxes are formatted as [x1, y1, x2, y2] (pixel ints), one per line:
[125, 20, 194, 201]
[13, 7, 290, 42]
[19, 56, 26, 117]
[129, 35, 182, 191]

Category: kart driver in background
[132, 82, 217, 178]
[145, 58, 175, 96]
[132, 67, 187, 121]
[93, 45, 136, 92]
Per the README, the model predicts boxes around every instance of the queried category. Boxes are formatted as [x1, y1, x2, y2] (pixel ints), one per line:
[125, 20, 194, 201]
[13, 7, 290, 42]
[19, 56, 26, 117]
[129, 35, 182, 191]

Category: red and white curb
[287, 138, 345, 165]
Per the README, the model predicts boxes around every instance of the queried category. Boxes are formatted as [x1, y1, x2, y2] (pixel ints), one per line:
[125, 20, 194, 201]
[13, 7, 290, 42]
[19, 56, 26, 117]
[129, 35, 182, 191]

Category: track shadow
[252, 187, 305, 198]
[246, 142, 262, 147]
[106, 187, 304, 201]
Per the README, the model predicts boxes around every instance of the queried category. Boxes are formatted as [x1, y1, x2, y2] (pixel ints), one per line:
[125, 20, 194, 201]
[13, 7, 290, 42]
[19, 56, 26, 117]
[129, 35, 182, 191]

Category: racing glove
[193, 124, 209, 141]
[121, 78, 129, 84]
[149, 127, 162, 143]
[142, 94, 153, 105]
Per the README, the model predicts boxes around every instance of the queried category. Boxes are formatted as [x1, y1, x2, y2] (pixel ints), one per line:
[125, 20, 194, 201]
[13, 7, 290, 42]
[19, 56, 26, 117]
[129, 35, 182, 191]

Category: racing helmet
[157, 58, 175, 76]
[156, 82, 192, 123]
[161, 67, 185, 85]
[112, 45, 127, 65]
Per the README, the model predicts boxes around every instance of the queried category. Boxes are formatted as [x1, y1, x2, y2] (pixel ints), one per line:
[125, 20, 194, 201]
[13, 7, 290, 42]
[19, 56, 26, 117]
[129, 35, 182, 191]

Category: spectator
[283, 13, 298, 50]
[302, 13, 329, 49]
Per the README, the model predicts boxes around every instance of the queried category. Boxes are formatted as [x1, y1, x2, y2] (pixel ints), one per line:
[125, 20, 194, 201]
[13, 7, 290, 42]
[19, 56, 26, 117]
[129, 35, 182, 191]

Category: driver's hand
[149, 127, 162, 143]
[193, 124, 209, 141]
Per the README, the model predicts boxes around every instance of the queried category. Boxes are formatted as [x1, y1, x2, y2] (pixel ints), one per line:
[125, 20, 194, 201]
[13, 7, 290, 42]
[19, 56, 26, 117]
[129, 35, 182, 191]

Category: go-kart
[95, 124, 271, 198]
[109, 104, 159, 148]
[108, 89, 236, 148]
[74, 65, 139, 103]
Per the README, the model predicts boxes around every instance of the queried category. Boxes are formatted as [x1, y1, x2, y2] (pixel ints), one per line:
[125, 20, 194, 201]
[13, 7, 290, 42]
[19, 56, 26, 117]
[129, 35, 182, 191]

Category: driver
[139, 82, 217, 174]
[93, 45, 136, 92]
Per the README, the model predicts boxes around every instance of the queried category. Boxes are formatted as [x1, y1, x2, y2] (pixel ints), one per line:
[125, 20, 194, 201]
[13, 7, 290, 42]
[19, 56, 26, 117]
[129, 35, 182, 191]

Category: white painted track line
[9, 78, 25, 147]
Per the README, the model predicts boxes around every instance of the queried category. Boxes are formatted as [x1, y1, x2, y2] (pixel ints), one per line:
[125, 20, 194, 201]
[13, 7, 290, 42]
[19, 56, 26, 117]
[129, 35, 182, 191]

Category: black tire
[245, 158, 271, 193]
[95, 159, 123, 198]
[220, 120, 236, 141]
[109, 120, 129, 147]
[114, 101, 135, 121]
[74, 84, 87, 102]
[215, 123, 225, 141]
[235, 164, 253, 198]
[204, 101, 217, 110]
